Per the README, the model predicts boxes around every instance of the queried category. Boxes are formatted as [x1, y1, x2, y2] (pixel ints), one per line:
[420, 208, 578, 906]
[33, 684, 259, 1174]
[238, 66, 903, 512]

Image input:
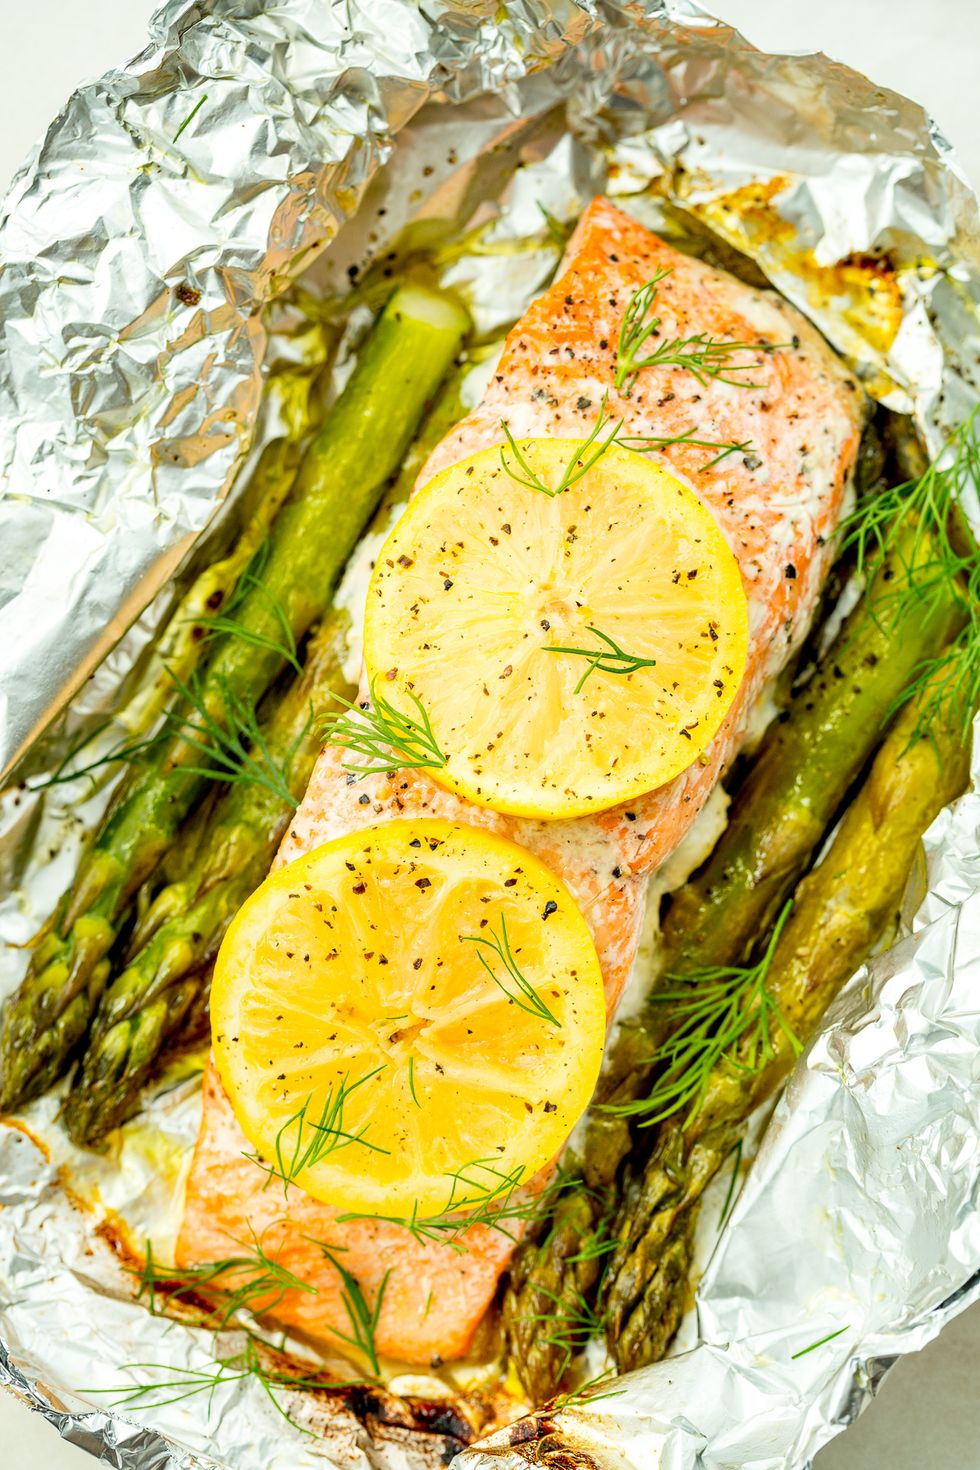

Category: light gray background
[2, 0, 979, 1465]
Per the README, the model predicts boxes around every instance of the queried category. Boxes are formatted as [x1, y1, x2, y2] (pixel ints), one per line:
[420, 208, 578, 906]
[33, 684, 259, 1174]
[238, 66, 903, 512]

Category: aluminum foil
[2, 1, 980, 1468]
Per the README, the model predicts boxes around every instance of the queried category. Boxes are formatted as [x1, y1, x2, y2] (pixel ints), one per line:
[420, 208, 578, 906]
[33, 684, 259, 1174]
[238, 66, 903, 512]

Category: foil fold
[2, 2, 980, 1469]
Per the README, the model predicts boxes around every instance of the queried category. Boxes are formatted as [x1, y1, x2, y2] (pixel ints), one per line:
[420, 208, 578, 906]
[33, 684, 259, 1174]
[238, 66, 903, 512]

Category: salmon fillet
[177, 198, 864, 1368]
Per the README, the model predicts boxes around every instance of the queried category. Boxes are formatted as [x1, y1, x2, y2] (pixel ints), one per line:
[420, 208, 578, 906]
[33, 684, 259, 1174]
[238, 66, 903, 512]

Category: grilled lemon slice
[211, 819, 606, 1216]
[363, 438, 747, 819]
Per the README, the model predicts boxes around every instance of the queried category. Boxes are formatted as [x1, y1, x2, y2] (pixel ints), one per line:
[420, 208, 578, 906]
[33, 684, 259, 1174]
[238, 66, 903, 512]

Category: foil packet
[1, 2, 979, 1469]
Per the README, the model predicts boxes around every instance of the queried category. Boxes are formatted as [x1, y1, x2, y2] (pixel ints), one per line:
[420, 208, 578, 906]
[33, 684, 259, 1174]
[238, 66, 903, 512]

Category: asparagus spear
[119, 330, 335, 741]
[63, 352, 480, 1145]
[503, 529, 964, 1401]
[62, 610, 356, 1145]
[602, 665, 975, 1370]
[0, 284, 469, 1110]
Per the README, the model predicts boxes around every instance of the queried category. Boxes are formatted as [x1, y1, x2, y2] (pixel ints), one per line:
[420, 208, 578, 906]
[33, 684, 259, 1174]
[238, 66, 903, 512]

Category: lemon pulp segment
[363, 439, 748, 819]
[211, 819, 607, 1215]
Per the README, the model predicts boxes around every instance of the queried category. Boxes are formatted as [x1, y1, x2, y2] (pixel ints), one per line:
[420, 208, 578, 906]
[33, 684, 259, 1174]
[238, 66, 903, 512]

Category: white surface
[2, 0, 979, 1465]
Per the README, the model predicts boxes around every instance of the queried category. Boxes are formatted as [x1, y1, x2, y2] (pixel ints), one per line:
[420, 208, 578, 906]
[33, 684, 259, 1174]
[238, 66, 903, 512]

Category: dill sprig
[521, 1283, 607, 1377]
[840, 406, 980, 741]
[608, 901, 800, 1128]
[167, 668, 305, 807]
[499, 393, 623, 498]
[322, 677, 447, 779]
[615, 427, 757, 471]
[538, 203, 572, 252]
[548, 1368, 626, 1412]
[463, 914, 562, 1027]
[791, 1325, 848, 1360]
[134, 1234, 317, 1329]
[313, 1245, 389, 1378]
[246, 1067, 390, 1195]
[717, 1138, 744, 1230]
[193, 545, 302, 676]
[543, 624, 658, 694]
[338, 1157, 559, 1252]
[86, 1330, 355, 1433]
[173, 92, 208, 145]
[407, 1055, 421, 1108]
[27, 723, 165, 792]
[615, 268, 786, 396]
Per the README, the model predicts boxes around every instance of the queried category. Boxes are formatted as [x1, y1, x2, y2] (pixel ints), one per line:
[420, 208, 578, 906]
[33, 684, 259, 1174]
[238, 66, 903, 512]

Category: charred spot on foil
[502, 1416, 601, 1470]
[175, 282, 201, 306]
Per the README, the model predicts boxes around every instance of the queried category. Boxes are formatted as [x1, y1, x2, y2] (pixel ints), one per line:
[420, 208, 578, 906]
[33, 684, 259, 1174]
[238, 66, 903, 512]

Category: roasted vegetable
[0, 284, 468, 1110]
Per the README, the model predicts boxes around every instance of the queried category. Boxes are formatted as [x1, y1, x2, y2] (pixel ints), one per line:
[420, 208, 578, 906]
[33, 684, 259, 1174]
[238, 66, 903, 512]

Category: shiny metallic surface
[1, 2, 979, 1468]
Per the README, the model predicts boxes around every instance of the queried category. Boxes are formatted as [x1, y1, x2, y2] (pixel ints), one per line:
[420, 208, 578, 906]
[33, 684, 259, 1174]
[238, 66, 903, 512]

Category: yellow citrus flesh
[363, 439, 748, 819]
[211, 819, 606, 1216]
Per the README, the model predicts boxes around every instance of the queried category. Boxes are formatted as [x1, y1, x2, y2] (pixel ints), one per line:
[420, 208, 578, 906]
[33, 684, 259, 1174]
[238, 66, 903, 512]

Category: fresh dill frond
[543, 624, 658, 694]
[607, 900, 800, 1128]
[615, 427, 757, 471]
[167, 668, 305, 807]
[521, 1283, 607, 1376]
[86, 1330, 354, 1433]
[246, 1067, 390, 1195]
[322, 677, 446, 779]
[134, 1233, 316, 1329]
[791, 1325, 848, 1360]
[313, 1245, 388, 1378]
[463, 913, 562, 1026]
[840, 406, 980, 741]
[407, 1055, 421, 1108]
[193, 542, 302, 675]
[548, 1368, 625, 1412]
[338, 1158, 529, 1251]
[338, 1160, 582, 1254]
[538, 203, 572, 252]
[28, 723, 165, 792]
[173, 92, 208, 145]
[717, 1138, 744, 1230]
[499, 393, 623, 498]
[614, 268, 787, 395]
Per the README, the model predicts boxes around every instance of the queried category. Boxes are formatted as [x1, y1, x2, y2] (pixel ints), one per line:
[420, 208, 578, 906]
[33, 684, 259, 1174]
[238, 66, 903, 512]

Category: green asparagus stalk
[503, 531, 964, 1402]
[587, 525, 965, 1174]
[62, 350, 480, 1146]
[0, 284, 469, 1110]
[61, 610, 356, 1146]
[602, 665, 975, 1370]
[119, 328, 335, 741]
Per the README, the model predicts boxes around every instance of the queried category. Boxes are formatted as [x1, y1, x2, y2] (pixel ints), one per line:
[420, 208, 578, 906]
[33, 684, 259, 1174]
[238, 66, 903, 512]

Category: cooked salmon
[177, 198, 864, 1368]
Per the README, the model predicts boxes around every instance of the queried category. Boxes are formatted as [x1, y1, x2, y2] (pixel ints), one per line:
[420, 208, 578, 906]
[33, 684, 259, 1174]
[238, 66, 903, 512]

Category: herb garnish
[173, 92, 208, 145]
[246, 1067, 389, 1195]
[616, 427, 757, 471]
[87, 1330, 354, 1432]
[791, 1325, 848, 1360]
[167, 669, 306, 807]
[338, 1160, 585, 1253]
[543, 625, 658, 694]
[549, 1368, 626, 1412]
[499, 393, 622, 498]
[193, 542, 302, 676]
[463, 913, 562, 1026]
[323, 678, 446, 779]
[135, 1234, 316, 1328]
[608, 900, 800, 1127]
[717, 1138, 744, 1230]
[313, 1245, 389, 1378]
[520, 1284, 607, 1378]
[615, 268, 787, 395]
[840, 406, 980, 742]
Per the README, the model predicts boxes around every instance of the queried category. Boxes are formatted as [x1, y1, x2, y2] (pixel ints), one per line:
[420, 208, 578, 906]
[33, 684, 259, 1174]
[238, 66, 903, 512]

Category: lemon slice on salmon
[211, 819, 606, 1216]
[362, 438, 748, 819]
